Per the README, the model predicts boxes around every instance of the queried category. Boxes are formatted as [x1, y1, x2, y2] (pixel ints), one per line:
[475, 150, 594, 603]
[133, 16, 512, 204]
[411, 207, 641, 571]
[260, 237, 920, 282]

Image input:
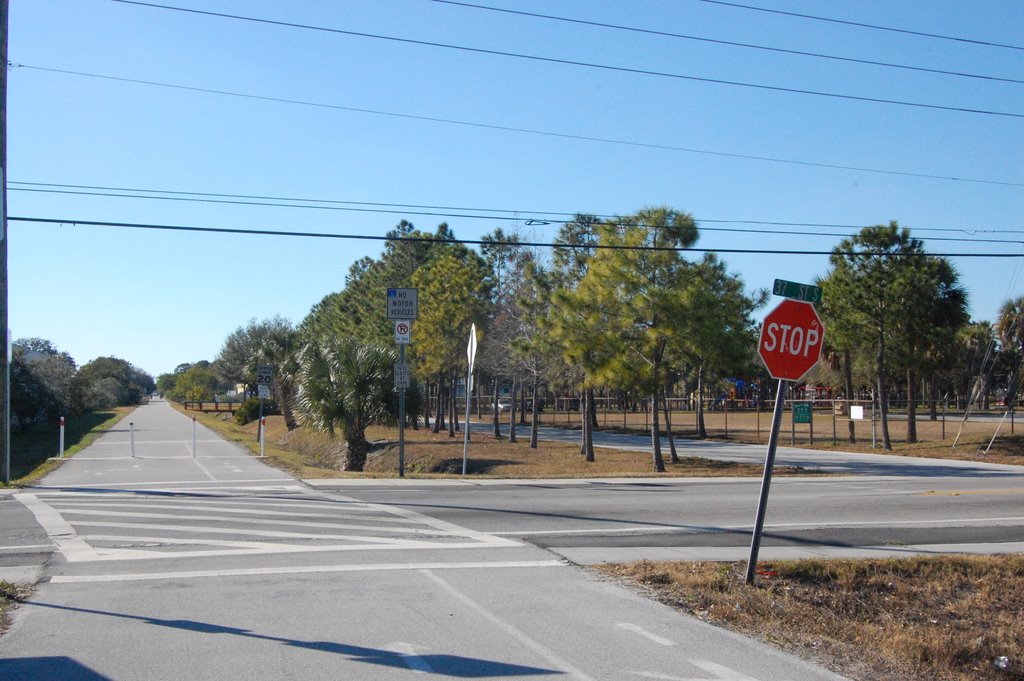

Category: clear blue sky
[9, 0, 1024, 378]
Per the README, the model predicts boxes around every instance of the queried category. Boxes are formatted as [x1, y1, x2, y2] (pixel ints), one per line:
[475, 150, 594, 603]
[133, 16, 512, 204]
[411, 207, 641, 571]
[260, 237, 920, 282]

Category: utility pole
[1, 0, 10, 485]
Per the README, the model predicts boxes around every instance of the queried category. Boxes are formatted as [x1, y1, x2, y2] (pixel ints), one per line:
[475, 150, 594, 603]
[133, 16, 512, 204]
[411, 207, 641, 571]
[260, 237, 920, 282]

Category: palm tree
[255, 324, 301, 431]
[997, 297, 1024, 353]
[996, 296, 1024, 406]
[296, 338, 396, 471]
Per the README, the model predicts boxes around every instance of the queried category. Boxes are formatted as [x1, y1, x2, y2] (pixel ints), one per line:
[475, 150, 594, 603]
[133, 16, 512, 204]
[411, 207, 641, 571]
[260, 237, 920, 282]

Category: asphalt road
[0, 400, 850, 681]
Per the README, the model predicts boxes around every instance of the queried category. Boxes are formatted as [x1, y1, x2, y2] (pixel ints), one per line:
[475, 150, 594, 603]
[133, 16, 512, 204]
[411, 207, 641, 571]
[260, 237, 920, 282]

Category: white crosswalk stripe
[15, 489, 520, 563]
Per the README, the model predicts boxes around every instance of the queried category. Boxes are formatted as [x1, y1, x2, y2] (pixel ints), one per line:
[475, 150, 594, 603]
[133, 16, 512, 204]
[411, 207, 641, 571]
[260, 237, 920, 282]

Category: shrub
[234, 398, 262, 425]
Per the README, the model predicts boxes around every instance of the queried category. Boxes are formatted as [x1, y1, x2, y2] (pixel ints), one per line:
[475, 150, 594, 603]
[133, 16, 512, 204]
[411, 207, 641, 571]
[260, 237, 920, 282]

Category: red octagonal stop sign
[758, 299, 825, 381]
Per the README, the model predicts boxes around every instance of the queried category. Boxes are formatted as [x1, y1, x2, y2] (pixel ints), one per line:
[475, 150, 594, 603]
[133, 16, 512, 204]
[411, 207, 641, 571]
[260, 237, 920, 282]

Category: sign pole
[746, 378, 787, 584]
[192, 416, 197, 458]
[399, 342, 406, 478]
[462, 323, 477, 476]
[58, 416, 65, 459]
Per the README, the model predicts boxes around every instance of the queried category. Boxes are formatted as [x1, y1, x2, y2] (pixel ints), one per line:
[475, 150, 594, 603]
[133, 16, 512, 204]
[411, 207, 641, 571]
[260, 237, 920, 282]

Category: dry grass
[174, 405, 818, 478]
[599, 556, 1024, 681]
[0, 581, 32, 634]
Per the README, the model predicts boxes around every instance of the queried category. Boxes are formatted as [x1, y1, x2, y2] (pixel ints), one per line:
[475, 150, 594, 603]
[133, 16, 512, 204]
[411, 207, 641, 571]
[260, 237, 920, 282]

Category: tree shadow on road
[12, 599, 561, 678]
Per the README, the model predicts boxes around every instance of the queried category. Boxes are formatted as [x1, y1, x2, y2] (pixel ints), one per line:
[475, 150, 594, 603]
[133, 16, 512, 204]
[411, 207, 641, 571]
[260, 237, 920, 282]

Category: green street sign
[793, 401, 813, 424]
[773, 279, 823, 304]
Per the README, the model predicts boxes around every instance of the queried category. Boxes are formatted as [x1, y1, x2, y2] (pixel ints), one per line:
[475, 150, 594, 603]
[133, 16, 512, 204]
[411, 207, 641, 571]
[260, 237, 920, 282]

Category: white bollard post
[58, 416, 65, 459]
[130, 422, 136, 458]
[259, 417, 266, 458]
[192, 416, 197, 458]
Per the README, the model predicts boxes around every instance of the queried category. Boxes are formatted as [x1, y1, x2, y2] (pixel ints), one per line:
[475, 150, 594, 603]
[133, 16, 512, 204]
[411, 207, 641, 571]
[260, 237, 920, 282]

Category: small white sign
[394, 362, 410, 389]
[258, 384, 271, 399]
[850, 405, 865, 420]
[395, 320, 411, 345]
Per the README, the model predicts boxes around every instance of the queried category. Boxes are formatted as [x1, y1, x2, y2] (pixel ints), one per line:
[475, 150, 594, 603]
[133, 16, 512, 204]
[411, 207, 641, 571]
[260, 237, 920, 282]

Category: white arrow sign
[466, 323, 478, 368]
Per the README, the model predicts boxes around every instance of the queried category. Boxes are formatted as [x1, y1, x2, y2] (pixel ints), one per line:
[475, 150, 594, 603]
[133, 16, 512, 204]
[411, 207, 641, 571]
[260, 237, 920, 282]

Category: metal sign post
[395, 320, 411, 477]
[192, 416, 197, 458]
[58, 416, 65, 459]
[259, 417, 266, 458]
[746, 284, 825, 584]
[462, 323, 477, 475]
[256, 364, 273, 444]
[745, 379, 787, 584]
[129, 422, 136, 458]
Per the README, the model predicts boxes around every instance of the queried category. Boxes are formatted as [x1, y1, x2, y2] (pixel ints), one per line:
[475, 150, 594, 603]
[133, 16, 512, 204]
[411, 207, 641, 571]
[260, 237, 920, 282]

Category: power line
[430, 0, 1024, 85]
[696, 0, 1024, 52]
[13, 65, 1024, 190]
[110, 1, 1024, 119]
[8, 216, 1021, 258]
[10, 184, 1023, 244]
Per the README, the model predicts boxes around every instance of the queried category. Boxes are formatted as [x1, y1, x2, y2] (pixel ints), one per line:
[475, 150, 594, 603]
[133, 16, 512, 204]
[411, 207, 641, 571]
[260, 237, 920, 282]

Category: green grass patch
[6, 408, 132, 486]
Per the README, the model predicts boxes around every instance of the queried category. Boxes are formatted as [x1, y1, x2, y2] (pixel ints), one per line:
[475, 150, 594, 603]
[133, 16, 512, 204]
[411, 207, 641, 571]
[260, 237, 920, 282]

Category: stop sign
[758, 299, 824, 381]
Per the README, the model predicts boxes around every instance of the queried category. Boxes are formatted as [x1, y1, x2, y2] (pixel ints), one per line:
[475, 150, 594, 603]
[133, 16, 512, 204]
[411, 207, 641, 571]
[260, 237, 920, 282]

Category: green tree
[580, 207, 699, 472]
[411, 246, 491, 437]
[169, 364, 219, 402]
[10, 340, 80, 428]
[996, 296, 1024, 404]
[546, 215, 602, 460]
[679, 254, 764, 440]
[254, 322, 301, 430]
[296, 338, 396, 471]
[77, 356, 154, 407]
[823, 222, 966, 449]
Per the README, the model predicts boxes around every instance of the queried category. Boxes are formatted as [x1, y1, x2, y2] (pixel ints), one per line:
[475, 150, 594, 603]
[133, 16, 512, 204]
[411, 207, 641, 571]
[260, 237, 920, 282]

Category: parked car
[497, 399, 512, 412]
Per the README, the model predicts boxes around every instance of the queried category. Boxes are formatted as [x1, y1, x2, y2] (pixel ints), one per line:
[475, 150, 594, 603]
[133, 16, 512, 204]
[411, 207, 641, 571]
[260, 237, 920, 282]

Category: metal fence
[472, 396, 1018, 448]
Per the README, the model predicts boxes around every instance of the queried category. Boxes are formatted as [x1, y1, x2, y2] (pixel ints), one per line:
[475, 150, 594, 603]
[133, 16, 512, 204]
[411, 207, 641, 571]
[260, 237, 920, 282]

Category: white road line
[13, 493, 100, 562]
[73, 520, 435, 543]
[688, 660, 760, 680]
[43, 494, 378, 512]
[71, 519, 511, 548]
[48, 559, 567, 583]
[422, 569, 597, 681]
[0, 544, 54, 551]
[490, 515, 1024, 537]
[341, 494, 521, 548]
[59, 509, 448, 536]
[386, 642, 434, 674]
[86, 440, 232, 446]
[624, 661, 761, 680]
[190, 456, 220, 482]
[616, 623, 676, 646]
[30, 479, 298, 488]
[47, 501, 408, 523]
[83, 534, 302, 550]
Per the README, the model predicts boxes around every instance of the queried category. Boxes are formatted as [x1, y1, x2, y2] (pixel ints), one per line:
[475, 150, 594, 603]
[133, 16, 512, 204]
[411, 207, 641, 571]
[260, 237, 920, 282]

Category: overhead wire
[9, 184, 1024, 245]
[429, 0, 1024, 85]
[8, 216, 1020, 258]
[695, 0, 1024, 52]
[108, 1, 1024, 119]
[12, 65, 1024, 190]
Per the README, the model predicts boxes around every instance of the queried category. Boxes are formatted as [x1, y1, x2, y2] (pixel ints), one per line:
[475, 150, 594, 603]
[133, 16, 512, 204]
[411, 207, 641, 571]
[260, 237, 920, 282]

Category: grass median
[173, 404, 825, 479]
[4, 407, 133, 486]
